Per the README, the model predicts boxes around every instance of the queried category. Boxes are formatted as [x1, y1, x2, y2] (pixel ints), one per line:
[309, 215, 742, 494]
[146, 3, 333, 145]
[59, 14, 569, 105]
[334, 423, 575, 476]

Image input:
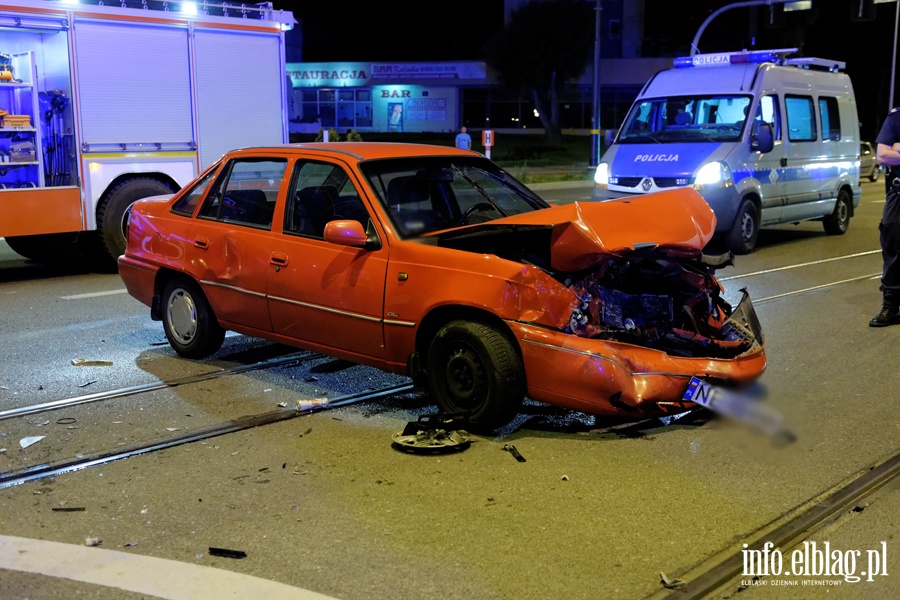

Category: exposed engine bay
[433, 224, 762, 360]
[563, 251, 761, 358]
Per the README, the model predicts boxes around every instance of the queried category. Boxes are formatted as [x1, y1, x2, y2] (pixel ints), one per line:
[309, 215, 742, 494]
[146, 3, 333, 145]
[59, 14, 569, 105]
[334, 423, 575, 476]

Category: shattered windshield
[617, 95, 752, 144]
[360, 156, 549, 238]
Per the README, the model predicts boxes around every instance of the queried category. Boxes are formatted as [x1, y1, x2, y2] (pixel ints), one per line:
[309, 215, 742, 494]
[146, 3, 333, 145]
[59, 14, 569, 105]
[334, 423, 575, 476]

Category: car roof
[225, 142, 478, 161]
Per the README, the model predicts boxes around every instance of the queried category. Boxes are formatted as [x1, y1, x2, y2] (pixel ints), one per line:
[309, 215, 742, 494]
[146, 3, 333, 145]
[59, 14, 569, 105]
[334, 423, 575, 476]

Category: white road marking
[61, 289, 128, 300]
[721, 250, 881, 281]
[755, 273, 882, 304]
[0, 535, 338, 600]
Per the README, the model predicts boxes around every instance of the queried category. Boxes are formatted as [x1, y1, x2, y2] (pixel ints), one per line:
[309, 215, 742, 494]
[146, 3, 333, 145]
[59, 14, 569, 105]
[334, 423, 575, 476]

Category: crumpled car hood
[476, 188, 717, 271]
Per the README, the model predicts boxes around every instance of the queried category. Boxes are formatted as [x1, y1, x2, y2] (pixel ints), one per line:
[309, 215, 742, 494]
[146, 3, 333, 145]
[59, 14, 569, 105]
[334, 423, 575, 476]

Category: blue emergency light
[673, 48, 799, 68]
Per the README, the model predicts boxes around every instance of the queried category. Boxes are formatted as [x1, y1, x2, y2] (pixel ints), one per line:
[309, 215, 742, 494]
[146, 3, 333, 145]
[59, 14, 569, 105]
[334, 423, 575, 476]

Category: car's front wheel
[162, 278, 225, 359]
[426, 320, 524, 431]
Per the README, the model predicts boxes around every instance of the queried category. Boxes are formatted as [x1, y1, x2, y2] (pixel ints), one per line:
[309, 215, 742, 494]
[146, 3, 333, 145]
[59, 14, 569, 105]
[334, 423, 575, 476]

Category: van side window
[756, 95, 781, 140]
[785, 95, 817, 142]
[818, 97, 841, 141]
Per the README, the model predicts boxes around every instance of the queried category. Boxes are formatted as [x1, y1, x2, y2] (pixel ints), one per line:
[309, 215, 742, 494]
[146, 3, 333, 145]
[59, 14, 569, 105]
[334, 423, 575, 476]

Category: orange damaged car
[119, 143, 766, 430]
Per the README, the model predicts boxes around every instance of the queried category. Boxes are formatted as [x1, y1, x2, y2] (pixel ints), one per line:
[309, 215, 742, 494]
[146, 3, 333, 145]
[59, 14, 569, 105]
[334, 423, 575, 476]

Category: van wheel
[162, 278, 225, 359]
[426, 320, 524, 432]
[870, 168, 880, 183]
[726, 198, 759, 254]
[823, 189, 851, 235]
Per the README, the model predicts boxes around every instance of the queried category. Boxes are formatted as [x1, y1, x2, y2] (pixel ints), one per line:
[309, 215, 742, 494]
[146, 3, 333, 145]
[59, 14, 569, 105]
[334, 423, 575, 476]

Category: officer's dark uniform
[871, 106, 900, 326]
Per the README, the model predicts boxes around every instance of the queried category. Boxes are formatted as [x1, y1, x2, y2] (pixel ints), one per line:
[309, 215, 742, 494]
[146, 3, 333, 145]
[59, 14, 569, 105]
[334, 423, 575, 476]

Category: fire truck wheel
[4, 233, 83, 265]
[161, 277, 225, 359]
[97, 177, 174, 268]
[426, 320, 524, 432]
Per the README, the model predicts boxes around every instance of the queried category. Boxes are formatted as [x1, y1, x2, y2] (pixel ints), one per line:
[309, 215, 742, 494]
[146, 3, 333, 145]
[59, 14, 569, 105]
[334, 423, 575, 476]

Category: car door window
[172, 168, 218, 216]
[756, 94, 781, 140]
[284, 160, 369, 238]
[198, 159, 286, 229]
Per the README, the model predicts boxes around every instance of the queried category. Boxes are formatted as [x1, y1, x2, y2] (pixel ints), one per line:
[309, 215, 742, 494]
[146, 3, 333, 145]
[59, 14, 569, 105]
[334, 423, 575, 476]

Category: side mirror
[324, 220, 368, 247]
[751, 122, 774, 154]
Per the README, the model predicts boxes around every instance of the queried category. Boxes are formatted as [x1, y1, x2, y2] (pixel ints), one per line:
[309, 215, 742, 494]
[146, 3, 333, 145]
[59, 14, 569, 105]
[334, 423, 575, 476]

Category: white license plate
[682, 376, 787, 439]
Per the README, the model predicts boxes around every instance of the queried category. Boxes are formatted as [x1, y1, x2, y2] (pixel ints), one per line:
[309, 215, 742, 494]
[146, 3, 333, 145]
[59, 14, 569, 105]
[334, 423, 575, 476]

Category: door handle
[270, 252, 289, 268]
[780, 157, 788, 167]
[194, 236, 209, 249]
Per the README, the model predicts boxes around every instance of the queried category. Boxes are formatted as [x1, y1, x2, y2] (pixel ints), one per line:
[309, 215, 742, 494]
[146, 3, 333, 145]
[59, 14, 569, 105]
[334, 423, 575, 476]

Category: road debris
[71, 359, 113, 367]
[78, 380, 98, 388]
[56, 418, 77, 425]
[51, 507, 86, 512]
[208, 547, 247, 559]
[503, 444, 526, 462]
[84, 537, 102, 547]
[659, 572, 686, 589]
[19, 436, 45, 449]
[297, 398, 329, 412]
[392, 413, 471, 455]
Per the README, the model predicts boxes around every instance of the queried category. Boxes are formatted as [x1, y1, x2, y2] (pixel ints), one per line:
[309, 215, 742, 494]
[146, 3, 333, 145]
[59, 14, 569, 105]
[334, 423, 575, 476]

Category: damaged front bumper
[509, 291, 766, 417]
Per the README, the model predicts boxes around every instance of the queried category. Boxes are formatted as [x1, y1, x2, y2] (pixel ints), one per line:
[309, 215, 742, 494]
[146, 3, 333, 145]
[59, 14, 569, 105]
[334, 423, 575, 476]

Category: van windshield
[617, 96, 753, 144]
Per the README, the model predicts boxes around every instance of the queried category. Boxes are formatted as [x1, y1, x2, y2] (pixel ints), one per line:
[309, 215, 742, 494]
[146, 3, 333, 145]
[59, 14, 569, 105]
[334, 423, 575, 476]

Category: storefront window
[299, 88, 373, 130]
[356, 90, 372, 127]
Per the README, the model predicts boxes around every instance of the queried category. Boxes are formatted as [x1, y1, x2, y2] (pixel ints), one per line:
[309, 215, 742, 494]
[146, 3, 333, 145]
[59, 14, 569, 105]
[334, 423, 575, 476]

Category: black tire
[726, 198, 760, 255]
[869, 167, 880, 183]
[96, 178, 174, 268]
[161, 278, 225, 359]
[426, 320, 524, 431]
[4, 233, 82, 264]
[823, 188, 852, 235]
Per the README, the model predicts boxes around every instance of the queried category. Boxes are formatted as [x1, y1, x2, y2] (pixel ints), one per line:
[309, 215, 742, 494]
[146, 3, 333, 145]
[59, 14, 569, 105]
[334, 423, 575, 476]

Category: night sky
[275, 0, 898, 137]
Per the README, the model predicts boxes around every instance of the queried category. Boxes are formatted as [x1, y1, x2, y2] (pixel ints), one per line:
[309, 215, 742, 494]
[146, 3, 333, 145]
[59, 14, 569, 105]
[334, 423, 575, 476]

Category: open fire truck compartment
[0, 0, 295, 266]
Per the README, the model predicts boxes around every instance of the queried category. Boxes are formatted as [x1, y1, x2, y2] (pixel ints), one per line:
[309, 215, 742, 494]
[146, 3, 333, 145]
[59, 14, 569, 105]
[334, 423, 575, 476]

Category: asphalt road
[0, 181, 897, 600]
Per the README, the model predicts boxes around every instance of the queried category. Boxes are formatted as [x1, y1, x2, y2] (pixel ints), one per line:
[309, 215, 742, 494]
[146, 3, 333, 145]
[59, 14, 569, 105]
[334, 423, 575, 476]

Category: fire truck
[0, 0, 295, 267]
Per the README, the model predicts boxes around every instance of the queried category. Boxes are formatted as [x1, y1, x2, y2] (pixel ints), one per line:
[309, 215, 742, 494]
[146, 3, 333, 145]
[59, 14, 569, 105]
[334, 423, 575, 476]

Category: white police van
[592, 49, 861, 254]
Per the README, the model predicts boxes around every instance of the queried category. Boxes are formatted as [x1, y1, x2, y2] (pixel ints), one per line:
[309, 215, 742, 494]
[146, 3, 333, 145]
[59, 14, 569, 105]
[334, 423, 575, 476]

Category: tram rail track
[0, 351, 324, 423]
[0, 382, 414, 489]
[652, 449, 900, 599]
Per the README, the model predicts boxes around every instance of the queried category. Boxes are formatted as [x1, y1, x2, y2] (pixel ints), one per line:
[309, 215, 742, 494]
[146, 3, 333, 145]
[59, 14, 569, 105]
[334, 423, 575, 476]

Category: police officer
[870, 106, 900, 326]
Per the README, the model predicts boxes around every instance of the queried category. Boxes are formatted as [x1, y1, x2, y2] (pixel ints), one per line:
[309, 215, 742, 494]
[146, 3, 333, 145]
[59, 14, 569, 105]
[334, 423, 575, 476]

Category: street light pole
[690, 0, 804, 56]
[590, 0, 602, 167]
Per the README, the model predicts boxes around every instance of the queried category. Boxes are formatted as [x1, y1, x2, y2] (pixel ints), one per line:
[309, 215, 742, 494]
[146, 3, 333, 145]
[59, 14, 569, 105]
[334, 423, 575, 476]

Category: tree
[484, 0, 594, 145]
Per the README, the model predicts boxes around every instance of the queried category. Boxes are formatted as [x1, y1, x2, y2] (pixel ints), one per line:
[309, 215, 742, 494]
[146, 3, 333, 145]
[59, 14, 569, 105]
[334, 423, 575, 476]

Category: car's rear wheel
[823, 188, 851, 235]
[870, 166, 881, 183]
[726, 198, 759, 254]
[162, 278, 225, 359]
[426, 320, 524, 431]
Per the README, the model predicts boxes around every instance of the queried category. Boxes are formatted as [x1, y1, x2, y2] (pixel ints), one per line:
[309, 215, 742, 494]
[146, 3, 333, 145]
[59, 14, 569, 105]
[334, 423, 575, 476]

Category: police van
[592, 49, 860, 254]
